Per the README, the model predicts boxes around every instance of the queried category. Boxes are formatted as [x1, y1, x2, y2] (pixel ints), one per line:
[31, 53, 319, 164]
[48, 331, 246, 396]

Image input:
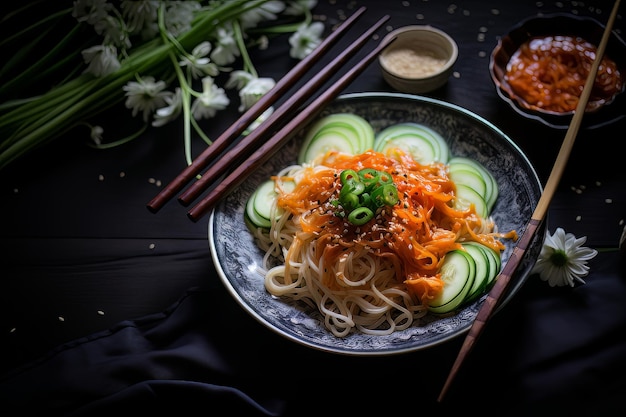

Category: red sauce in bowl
[504, 35, 623, 113]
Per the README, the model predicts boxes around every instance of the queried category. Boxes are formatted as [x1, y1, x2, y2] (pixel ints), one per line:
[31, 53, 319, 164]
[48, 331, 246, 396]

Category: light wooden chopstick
[146, 6, 367, 213]
[437, 0, 622, 402]
[177, 14, 390, 207]
[186, 34, 397, 222]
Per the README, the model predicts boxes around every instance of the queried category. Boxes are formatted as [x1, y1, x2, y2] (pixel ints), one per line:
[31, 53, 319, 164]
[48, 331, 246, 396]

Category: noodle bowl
[252, 149, 513, 337]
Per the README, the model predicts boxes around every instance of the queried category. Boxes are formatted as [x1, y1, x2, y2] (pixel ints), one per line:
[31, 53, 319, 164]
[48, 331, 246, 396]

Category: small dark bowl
[490, 13, 626, 129]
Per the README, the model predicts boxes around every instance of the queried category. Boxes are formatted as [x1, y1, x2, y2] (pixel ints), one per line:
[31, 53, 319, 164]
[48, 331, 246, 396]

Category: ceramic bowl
[489, 13, 626, 129]
[379, 25, 458, 94]
[209, 92, 545, 355]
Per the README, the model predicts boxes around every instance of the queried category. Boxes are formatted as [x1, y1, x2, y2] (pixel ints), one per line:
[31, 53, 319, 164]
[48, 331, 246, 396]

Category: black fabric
[0, 289, 285, 416]
[2, 252, 625, 416]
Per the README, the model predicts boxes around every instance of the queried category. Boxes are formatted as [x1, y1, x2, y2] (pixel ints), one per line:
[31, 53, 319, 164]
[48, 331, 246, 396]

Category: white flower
[289, 21, 324, 59]
[210, 25, 240, 66]
[237, 76, 276, 112]
[179, 41, 219, 79]
[162, 1, 201, 37]
[123, 76, 170, 122]
[94, 15, 131, 49]
[284, 0, 318, 15]
[72, 0, 113, 25]
[82, 44, 121, 77]
[531, 227, 598, 287]
[120, 0, 159, 34]
[90, 125, 104, 145]
[152, 88, 183, 127]
[240, 0, 285, 29]
[225, 70, 255, 90]
[191, 77, 230, 120]
[243, 107, 274, 135]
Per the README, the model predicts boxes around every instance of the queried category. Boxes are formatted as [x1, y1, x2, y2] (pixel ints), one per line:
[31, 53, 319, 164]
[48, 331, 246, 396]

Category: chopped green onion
[341, 192, 360, 210]
[335, 168, 399, 225]
[340, 169, 359, 184]
[348, 206, 374, 225]
[372, 184, 399, 207]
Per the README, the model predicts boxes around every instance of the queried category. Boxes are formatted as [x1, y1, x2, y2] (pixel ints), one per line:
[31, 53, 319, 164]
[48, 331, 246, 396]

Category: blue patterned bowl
[209, 92, 544, 355]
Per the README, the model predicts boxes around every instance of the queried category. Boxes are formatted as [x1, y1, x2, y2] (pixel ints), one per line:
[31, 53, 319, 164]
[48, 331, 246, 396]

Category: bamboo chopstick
[178, 14, 391, 207]
[146, 6, 367, 213]
[437, 0, 622, 402]
[186, 34, 397, 222]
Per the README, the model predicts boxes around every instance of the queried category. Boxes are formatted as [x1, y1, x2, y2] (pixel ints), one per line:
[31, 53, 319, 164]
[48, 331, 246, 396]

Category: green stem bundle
[0, 0, 270, 171]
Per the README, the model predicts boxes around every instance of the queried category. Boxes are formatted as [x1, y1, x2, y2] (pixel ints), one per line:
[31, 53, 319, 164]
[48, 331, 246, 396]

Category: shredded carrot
[276, 149, 516, 304]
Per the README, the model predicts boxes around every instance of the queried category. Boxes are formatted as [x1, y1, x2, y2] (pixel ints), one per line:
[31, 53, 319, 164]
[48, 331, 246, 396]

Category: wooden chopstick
[186, 34, 397, 222]
[437, 0, 622, 402]
[178, 14, 391, 207]
[146, 6, 367, 213]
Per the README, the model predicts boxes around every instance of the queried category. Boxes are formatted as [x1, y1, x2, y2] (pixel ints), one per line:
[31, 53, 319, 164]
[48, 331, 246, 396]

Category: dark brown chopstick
[437, 0, 622, 402]
[146, 6, 367, 213]
[186, 34, 397, 222]
[178, 14, 390, 207]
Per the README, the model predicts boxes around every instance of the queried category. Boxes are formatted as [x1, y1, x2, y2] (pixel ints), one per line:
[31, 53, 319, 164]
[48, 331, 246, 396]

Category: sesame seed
[576, 215, 581, 221]
[98, 174, 104, 181]
[149, 243, 156, 249]
[605, 198, 613, 204]
[58, 316, 65, 322]
[97, 310, 105, 316]
[119, 171, 126, 178]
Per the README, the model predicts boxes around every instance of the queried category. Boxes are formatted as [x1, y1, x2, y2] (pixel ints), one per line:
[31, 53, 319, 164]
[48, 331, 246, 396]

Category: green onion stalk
[0, 0, 271, 171]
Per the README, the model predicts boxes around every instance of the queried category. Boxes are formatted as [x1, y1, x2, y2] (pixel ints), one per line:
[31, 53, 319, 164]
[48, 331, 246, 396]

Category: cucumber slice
[246, 179, 296, 230]
[462, 242, 491, 303]
[253, 179, 278, 221]
[246, 188, 271, 229]
[453, 183, 489, 218]
[298, 113, 375, 164]
[374, 122, 449, 164]
[314, 113, 375, 152]
[448, 156, 498, 213]
[428, 250, 476, 314]
[448, 167, 487, 199]
[471, 242, 501, 288]
[299, 129, 356, 164]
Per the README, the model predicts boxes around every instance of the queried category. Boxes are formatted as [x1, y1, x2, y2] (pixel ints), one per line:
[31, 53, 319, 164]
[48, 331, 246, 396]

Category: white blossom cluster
[72, 0, 323, 161]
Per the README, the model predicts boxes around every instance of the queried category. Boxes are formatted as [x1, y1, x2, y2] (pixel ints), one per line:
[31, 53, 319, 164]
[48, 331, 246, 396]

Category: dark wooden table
[1, 1, 625, 415]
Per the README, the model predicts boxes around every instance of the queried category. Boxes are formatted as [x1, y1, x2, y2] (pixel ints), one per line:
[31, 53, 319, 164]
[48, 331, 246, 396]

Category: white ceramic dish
[209, 92, 544, 356]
